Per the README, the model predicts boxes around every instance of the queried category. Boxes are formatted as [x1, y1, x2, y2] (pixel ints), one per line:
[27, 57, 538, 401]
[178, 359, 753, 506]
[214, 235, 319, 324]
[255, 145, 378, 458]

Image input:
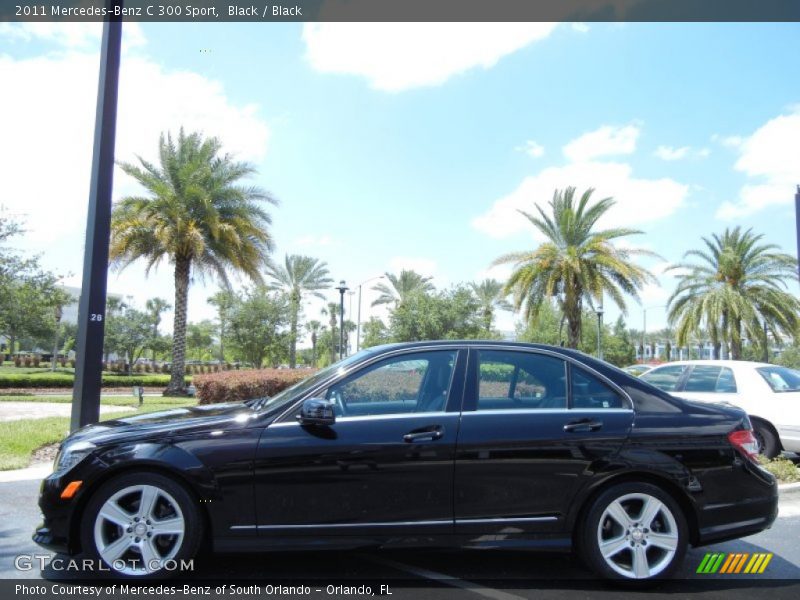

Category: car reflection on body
[640, 359, 800, 458]
[35, 342, 777, 581]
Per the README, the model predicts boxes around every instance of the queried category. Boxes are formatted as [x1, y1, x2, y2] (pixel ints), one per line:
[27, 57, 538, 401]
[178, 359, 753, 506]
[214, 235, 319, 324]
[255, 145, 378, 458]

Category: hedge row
[0, 373, 191, 388]
[194, 369, 313, 405]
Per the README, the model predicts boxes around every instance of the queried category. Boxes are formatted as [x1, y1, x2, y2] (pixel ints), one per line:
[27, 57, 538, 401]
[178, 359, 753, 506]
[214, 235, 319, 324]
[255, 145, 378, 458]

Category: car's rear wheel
[580, 482, 688, 582]
[80, 472, 202, 577]
[752, 422, 780, 459]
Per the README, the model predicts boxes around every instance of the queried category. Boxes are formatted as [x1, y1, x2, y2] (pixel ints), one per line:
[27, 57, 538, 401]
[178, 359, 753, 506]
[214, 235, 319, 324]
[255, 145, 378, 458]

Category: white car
[640, 360, 800, 457]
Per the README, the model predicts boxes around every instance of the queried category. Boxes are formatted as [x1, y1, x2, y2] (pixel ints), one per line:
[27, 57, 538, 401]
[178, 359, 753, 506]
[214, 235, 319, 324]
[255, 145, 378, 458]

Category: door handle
[403, 426, 444, 443]
[563, 419, 603, 433]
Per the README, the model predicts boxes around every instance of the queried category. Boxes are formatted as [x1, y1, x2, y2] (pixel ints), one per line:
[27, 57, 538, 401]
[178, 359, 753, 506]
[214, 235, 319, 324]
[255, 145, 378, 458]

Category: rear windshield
[757, 366, 800, 393]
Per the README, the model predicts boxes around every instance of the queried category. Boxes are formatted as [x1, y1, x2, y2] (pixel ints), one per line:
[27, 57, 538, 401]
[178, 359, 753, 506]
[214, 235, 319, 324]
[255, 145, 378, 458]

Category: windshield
[249, 349, 377, 412]
[757, 366, 800, 393]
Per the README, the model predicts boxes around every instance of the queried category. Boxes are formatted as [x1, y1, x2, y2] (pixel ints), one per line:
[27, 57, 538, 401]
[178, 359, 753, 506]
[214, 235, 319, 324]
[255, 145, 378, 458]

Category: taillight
[728, 429, 760, 461]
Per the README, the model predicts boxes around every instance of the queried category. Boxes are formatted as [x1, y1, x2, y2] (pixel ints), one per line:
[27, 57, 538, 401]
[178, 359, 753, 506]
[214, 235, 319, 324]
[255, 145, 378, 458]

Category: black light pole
[336, 281, 349, 359]
[70, 3, 123, 432]
[595, 303, 604, 360]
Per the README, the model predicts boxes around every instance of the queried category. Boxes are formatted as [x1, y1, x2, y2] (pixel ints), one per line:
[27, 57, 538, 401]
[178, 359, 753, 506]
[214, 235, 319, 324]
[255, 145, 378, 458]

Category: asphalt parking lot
[2, 478, 800, 599]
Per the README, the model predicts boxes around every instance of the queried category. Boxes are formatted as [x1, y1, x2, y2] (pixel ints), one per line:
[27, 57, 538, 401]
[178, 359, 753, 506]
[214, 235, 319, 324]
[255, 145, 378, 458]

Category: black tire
[753, 422, 780, 459]
[579, 482, 688, 582]
[80, 472, 203, 578]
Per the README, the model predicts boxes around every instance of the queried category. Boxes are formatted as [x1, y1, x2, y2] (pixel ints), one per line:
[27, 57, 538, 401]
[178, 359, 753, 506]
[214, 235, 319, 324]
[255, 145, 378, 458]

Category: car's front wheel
[80, 472, 203, 577]
[580, 482, 688, 582]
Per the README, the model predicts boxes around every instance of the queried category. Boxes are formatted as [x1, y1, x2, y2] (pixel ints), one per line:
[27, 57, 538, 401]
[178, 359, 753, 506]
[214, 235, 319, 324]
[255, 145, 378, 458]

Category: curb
[0, 461, 53, 483]
[778, 482, 800, 497]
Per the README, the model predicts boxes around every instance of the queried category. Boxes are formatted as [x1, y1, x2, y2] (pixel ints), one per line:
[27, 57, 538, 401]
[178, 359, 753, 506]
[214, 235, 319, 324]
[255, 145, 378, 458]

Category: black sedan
[34, 341, 777, 581]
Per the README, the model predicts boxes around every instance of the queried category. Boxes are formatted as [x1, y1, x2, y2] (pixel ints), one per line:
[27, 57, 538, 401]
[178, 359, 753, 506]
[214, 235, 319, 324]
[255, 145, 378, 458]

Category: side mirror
[297, 398, 336, 426]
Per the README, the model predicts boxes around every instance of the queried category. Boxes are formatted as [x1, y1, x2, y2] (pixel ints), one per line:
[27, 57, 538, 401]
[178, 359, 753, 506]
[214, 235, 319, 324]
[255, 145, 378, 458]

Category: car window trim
[463, 345, 633, 412]
[272, 345, 467, 424]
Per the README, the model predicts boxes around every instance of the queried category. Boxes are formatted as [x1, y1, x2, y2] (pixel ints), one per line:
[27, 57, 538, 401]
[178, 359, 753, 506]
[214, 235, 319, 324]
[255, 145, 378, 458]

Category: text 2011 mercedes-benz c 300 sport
[34, 342, 778, 581]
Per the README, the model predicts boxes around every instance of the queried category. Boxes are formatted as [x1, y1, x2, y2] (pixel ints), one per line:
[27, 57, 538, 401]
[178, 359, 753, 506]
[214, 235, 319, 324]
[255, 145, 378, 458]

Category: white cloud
[0, 41, 271, 325]
[654, 145, 710, 161]
[715, 108, 800, 219]
[572, 23, 590, 33]
[654, 145, 690, 161]
[302, 22, 558, 92]
[516, 140, 545, 158]
[562, 124, 640, 162]
[712, 133, 744, 149]
[0, 51, 269, 245]
[0, 22, 146, 50]
[472, 161, 688, 239]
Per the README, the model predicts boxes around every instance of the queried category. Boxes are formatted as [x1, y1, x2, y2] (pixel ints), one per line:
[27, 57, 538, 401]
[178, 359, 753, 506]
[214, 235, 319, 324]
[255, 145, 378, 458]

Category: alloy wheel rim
[596, 492, 679, 579]
[93, 484, 185, 576]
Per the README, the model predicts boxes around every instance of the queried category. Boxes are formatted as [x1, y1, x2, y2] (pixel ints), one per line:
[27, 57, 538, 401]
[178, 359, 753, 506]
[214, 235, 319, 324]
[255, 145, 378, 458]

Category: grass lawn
[0, 396, 197, 471]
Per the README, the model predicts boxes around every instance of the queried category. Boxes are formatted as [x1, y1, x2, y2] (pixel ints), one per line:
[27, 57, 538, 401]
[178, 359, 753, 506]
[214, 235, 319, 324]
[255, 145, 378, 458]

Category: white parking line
[365, 555, 527, 600]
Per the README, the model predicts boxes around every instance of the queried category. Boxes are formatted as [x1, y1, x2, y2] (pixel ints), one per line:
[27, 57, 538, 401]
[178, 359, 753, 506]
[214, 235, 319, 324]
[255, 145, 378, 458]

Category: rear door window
[640, 365, 688, 392]
[683, 366, 737, 393]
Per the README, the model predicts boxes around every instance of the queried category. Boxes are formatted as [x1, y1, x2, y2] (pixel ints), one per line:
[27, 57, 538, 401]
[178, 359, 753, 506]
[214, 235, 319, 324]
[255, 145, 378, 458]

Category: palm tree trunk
[730, 319, 742, 360]
[166, 257, 190, 395]
[289, 292, 299, 368]
[567, 314, 581, 349]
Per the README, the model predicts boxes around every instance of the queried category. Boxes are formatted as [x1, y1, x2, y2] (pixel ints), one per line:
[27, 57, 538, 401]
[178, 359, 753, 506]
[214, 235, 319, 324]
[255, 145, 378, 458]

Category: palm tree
[306, 320, 322, 365]
[110, 129, 276, 394]
[667, 227, 800, 360]
[469, 279, 512, 334]
[207, 289, 235, 362]
[321, 302, 340, 363]
[493, 187, 657, 349]
[371, 270, 434, 307]
[266, 254, 332, 368]
[145, 297, 171, 362]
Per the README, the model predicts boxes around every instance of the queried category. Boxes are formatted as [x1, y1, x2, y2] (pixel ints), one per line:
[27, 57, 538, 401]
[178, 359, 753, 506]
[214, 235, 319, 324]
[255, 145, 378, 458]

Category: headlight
[53, 441, 96, 474]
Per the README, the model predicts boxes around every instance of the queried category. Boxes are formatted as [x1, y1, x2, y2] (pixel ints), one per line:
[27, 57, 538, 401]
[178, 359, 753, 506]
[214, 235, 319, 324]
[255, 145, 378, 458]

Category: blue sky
[1, 22, 799, 341]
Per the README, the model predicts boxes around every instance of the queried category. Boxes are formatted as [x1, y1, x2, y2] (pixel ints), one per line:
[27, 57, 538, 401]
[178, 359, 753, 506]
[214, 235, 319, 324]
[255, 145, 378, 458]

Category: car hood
[67, 402, 266, 446]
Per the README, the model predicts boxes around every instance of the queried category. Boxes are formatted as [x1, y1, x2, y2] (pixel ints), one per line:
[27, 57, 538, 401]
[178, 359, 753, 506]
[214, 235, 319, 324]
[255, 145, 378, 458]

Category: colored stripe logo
[696, 552, 772, 574]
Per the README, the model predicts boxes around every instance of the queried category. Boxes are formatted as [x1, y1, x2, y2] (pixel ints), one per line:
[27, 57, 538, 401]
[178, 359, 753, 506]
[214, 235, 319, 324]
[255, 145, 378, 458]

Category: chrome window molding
[269, 411, 459, 428]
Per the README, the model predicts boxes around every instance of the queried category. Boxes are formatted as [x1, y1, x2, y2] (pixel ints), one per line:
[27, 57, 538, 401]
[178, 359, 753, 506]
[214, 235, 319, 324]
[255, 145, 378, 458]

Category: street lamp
[595, 301, 604, 360]
[356, 275, 386, 351]
[335, 280, 349, 359]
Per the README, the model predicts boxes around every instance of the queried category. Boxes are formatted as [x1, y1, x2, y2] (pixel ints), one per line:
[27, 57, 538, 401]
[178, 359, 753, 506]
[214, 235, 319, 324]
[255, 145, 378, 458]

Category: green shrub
[758, 456, 800, 483]
[0, 372, 191, 388]
[194, 368, 313, 405]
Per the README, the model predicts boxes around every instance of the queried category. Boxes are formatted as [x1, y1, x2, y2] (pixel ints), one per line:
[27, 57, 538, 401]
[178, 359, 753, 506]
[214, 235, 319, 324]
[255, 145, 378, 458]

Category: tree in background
[469, 278, 512, 335]
[104, 300, 152, 371]
[305, 320, 322, 366]
[361, 317, 390, 349]
[371, 270, 434, 307]
[145, 297, 171, 362]
[494, 187, 657, 349]
[389, 287, 483, 342]
[110, 128, 276, 395]
[0, 213, 67, 356]
[207, 288, 235, 362]
[668, 227, 800, 360]
[321, 302, 340, 364]
[228, 287, 290, 368]
[265, 254, 332, 368]
[186, 320, 216, 361]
